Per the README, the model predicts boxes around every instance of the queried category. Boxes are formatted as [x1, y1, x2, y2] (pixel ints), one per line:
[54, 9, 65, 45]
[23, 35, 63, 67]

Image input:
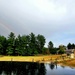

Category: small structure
[66, 49, 75, 58]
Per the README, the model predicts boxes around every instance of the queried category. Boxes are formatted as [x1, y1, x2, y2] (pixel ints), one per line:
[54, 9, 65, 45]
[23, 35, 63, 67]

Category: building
[66, 49, 75, 58]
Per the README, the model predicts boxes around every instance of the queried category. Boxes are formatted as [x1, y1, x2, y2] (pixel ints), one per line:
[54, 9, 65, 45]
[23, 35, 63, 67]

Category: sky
[0, 0, 75, 47]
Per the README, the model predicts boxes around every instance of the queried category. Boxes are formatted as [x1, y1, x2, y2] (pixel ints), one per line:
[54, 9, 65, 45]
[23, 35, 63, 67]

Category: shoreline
[0, 55, 75, 67]
[0, 55, 61, 62]
[0, 55, 75, 63]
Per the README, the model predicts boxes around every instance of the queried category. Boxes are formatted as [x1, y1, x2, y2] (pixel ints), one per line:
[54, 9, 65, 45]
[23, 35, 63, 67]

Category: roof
[66, 49, 75, 54]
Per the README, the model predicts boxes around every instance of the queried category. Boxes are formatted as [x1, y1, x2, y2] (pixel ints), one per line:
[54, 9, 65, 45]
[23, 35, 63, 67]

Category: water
[0, 62, 75, 75]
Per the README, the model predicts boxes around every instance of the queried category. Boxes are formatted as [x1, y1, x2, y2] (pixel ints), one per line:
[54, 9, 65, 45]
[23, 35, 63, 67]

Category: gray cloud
[0, 0, 75, 47]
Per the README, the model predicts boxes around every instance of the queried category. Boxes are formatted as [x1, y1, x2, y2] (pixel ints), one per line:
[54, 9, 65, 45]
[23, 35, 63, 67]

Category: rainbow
[0, 21, 31, 36]
[0, 21, 14, 34]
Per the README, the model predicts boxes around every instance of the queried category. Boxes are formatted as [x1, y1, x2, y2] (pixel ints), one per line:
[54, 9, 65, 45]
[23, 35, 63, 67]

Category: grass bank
[0, 55, 63, 62]
[62, 59, 75, 67]
[0, 55, 75, 67]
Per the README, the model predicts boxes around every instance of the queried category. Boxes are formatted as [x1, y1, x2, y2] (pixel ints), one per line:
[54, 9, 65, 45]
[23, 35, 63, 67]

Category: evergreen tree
[48, 41, 54, 54]
[37, 34, 46, 53]
[7, 32, 15, 55]
[67, 43, 72, 49]
[0, 35, 7, 55]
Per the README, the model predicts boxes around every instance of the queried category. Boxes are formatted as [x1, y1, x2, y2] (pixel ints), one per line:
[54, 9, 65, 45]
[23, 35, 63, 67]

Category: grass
[0, 55, 63, 62]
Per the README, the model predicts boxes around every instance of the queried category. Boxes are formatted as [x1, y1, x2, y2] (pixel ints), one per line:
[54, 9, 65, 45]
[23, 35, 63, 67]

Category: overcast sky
[0, 0, 75, 47]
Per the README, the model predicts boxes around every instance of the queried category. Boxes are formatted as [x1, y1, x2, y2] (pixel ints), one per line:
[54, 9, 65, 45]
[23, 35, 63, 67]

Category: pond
[0, 62, 75, 75]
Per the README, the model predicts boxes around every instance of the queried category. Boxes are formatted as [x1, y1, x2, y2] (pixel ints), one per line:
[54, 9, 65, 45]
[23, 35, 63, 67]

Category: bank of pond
[0, 61, 75, 75]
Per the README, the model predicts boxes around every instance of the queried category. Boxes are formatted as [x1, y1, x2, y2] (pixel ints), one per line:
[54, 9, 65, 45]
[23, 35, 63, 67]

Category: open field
[0, 55, 65, 62]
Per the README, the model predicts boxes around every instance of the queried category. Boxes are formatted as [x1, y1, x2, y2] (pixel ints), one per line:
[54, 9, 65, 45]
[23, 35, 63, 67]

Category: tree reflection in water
[0, 62, 46, 75]
[49, 63, 55, 70]
[49, 62, 58, 70]
[37, 63, 46, 75]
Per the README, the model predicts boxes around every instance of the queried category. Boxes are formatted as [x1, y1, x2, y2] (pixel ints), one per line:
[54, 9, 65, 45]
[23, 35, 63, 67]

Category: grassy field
[0, 55, 63, 62]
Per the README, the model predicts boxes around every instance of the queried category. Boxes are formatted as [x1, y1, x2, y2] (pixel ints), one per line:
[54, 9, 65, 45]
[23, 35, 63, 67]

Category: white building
[66, 49, 75, 58]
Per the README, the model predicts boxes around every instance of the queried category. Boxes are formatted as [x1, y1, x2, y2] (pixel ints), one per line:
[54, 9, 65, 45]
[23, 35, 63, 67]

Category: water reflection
[37, 63, 46, 75]
[49, 63, 55, 70]
[0, 62, 75, 75]
[45, 63, 75, 75]
[0, 62, 46, 75]
[61, 65, 65, 68]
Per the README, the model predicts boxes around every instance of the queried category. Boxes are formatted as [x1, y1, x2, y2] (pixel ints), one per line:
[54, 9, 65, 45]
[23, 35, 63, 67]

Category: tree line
[0, 32, 46, 56]
[67, 43, 75, 49]
[0, 32, 74, 56]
